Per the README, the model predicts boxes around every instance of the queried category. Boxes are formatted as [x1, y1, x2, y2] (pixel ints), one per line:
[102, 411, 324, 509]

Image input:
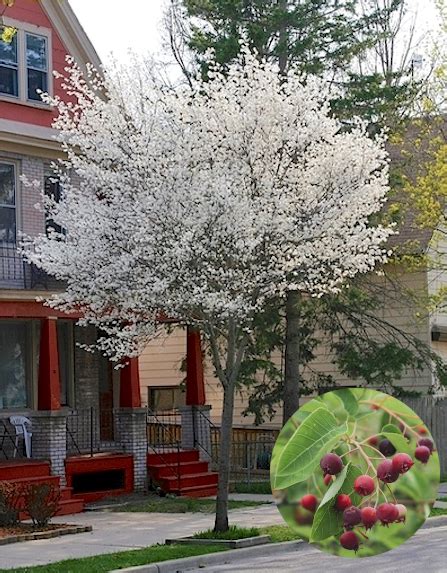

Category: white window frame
[0, 158, 20, 245]
[0, 18, 53, 107]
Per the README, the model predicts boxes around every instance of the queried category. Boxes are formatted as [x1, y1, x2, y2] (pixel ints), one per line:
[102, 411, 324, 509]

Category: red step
[1, 475, 61, 488]
[150, 460, 209, 480]
[159, 472, 218, 491]
[147, 450, 200, 466]
[0, 460, 51, 480]
[176, 484, 218, 498]
[56, 498, 85, 516]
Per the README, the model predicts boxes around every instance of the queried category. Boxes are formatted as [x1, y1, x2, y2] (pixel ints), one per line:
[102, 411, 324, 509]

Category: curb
[111, 540, 304, 573]
[422, 515, 447, 529]
[113, 515, 447, 573]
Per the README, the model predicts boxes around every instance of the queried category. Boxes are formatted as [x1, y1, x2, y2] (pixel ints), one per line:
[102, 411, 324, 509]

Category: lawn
[193, 525, 260, 539]
[112, 496, 264, 513]
[430, 508, 447, 517]
[0, 544, 228, 573]
[231, 481, 271, 495]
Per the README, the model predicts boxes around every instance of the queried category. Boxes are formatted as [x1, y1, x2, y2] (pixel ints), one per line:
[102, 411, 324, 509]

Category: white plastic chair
[9, 416, 32, 458]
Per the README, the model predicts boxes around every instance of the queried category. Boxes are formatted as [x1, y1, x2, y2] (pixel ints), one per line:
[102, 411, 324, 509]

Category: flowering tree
[26, 50, 392, 531]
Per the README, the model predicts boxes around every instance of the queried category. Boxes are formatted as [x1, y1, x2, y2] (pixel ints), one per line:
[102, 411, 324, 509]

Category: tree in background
[167, 0, 446, 423]
[26, 51, 392, 531]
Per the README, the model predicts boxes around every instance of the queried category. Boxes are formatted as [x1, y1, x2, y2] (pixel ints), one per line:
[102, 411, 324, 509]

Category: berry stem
[360, 442, 387, 458]
[359, 400, 420, 438]
[384, 483, 397, 504]
[350, 439, 376, 475]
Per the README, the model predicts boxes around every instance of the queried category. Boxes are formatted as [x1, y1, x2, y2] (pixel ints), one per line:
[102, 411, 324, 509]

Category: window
[0, 162, 16, 243]
[0, 24, 51, 104]
[26, 33, 47, 101]
[0, 29, 18, 97]
[0, 320, 37, 410]
[44, 174, 64, 236]
[148, 386, 186, 412]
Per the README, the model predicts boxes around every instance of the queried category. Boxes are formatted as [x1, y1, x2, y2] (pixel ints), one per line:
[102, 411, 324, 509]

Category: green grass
[1, 544, 228, 573]
[231, 481, 271, 495]
[437, 497, 447, 502]
[260, 525, 301, 542]
[193, 525, 260, 540]
[430, 507, 447, 517]
[113, 497, 264, 513]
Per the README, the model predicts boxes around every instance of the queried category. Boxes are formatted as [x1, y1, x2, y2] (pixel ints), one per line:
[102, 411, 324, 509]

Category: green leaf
[382, 423, 400, 434]
[310, 462, 363, 542]
[381, 432, 412, 455]
[273, 408, 348, 490]
[336, 389, 358, 416]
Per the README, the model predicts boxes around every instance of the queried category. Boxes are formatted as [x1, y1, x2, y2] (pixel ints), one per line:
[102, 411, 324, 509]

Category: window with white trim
[0, 162, 17, 243]
[0, 31, 18, 97]
[0, 25, 50, 103]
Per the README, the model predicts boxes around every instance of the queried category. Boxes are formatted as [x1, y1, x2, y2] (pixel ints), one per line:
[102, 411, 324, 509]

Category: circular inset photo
[270, 388, 440, 558]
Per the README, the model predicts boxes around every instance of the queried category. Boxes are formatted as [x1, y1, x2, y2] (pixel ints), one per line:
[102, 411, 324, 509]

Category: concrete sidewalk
[0, 504, 282, 570]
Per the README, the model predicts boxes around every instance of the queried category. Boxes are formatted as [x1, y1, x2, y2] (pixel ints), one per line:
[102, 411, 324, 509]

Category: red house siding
[0, 0, 70, 127]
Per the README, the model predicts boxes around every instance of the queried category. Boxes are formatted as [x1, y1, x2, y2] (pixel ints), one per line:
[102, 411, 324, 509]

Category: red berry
[361, 506, 377, 530]
[377, 460, 400, 483]
[415, 445, 431, 464]
[377, 503, 399, 526]
[335, 494, 352, 511]
[354, 475, 375, 496]
[368, 435, 379, 446]
[418, 426, 428, 435]
[340, 530, 359, 552]
[323, 474, 333, 486]
[379, 439, 396, 457]
[418, 438, 434, 453]
[395, 503, 407, 523]
[300, 494, 318, 513]
[343, 505, 362, 530]
[320, 453, 343, 476]
[391, 453, 414, 474]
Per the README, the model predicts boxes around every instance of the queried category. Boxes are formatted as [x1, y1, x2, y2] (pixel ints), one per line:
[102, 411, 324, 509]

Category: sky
[69, 0, 440, 66]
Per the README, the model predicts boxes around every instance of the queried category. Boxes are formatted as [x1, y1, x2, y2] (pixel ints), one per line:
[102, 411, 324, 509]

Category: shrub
[25, 483, 60, 528]
[0, 482, 22, 527]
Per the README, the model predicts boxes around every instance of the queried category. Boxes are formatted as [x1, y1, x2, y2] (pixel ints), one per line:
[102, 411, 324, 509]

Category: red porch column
[186, 326, 205, 406]
[38, 318, 61, 411]
[120, 357, 142, 408]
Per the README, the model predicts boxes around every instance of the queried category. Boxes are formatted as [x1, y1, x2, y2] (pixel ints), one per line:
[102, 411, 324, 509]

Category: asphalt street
[185, 524, 447, 573]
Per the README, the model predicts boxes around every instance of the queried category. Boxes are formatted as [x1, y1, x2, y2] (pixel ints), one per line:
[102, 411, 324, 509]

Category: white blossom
[25, 50, 394, 360]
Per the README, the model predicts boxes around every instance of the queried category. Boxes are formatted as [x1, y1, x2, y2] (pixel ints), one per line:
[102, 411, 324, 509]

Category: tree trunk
[214, 379, 235, 532]
[283, 290, 301, 425]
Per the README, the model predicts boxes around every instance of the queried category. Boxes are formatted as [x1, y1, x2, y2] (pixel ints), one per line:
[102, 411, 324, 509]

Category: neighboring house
[139, 199, 447, 430]
[0, 0, 219, 509]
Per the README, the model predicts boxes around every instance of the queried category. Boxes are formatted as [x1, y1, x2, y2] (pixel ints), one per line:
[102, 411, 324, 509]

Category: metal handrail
[192, 405, 220, 464]
[146, 407, 182, 491]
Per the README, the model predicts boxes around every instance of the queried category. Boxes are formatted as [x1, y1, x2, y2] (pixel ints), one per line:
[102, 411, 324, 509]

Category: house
[139, 185, 447, 430]
[0, 0, 218, 508]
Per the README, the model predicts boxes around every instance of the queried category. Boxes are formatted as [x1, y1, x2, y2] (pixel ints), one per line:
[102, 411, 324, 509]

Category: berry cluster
[297, 432, 435, 553]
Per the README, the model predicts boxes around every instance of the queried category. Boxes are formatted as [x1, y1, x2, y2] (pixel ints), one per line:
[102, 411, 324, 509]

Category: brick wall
[116, 409, 147, 492]
[31, 412, 67, 484]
